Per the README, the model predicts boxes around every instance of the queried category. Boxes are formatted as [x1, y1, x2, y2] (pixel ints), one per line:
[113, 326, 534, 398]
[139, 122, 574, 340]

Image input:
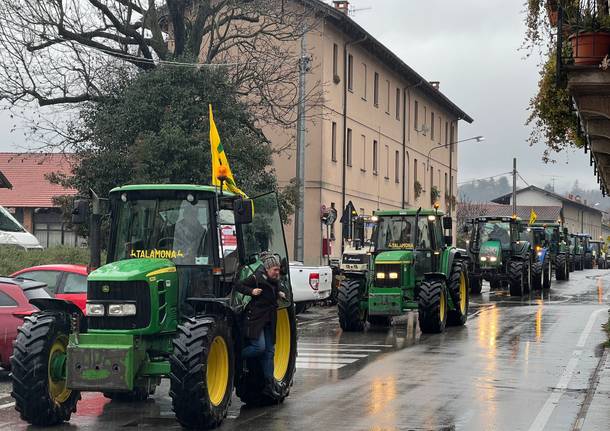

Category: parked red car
[11, 264, 88, 313]
[0, 277, 54, 369]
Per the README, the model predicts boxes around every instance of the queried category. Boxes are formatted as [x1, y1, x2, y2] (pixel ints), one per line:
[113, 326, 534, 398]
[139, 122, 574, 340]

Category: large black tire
[337, 279, 365, 332]
[569, 256, 575, 272]
[169, 316, 234, 429]
[447, 262, 469, 326]
[418, 279, 448, 334]
[555, 254, 567, 280]
[597, 258, 605, 269]
[585, 254, 593, 269]
[367, 315, 391, 327]
[469, 275, 482, 294]
[542, 260, 552, 290]
[576, 257, 584, 271]
[103, 384, 156, 402]
[509, 260, 525, 297]
[237, 306, 297, 406]
[11, 312, 81, 426]
[531, 261, 542, 290]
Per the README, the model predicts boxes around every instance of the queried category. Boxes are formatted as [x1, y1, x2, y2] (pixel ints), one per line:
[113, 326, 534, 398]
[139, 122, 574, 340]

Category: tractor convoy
[10, 185, 298, 428]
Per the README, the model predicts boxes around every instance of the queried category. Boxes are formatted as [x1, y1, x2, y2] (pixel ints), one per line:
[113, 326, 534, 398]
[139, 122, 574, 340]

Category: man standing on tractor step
[237, 252, 286, 399]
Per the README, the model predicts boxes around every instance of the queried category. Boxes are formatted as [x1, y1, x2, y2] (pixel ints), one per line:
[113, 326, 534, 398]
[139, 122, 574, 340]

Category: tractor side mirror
[443, 216, 453, 230]
[233, 198, 253, 224]
[71, 199, 90, 225]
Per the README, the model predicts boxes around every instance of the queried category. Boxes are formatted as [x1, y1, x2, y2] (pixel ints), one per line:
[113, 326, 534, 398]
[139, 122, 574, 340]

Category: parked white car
[290, 262, 333, 314]
[0, 206, 42, 250]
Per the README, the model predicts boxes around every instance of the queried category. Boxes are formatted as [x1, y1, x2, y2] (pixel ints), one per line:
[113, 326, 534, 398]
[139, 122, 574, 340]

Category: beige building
[492, 186, 603, 239]
[271, 1, 473, 264]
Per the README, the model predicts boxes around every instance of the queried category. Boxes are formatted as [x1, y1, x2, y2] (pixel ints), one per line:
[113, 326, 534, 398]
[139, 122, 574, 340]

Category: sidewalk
[580, 348, 610, 431]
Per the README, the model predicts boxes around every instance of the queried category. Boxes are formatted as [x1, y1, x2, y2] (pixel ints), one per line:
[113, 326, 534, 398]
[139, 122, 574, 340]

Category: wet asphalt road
[1, 269, 609, 430]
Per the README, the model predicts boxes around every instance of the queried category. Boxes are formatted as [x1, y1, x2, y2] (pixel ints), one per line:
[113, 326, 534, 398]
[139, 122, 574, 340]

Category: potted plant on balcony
[430, 186, 440, 206]
[569, 3, 610, 65]
[414, 180, 422, 201]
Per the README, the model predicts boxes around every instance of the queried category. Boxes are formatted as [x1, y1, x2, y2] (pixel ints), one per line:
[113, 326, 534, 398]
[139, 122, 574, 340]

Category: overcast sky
[346, 0, 596, 192]
[0, 0, 598, 192]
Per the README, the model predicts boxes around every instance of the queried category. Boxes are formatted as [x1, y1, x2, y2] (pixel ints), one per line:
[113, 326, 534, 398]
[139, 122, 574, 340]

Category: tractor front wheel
[418, 279, 448, 334]
[543, 261, 552, 290]
[170, 316, 234, 429]
[11, 312, 81, 426]
[337, 279, 366, 332]
[508, 260, 525, 297]
[531, 261, 542, 290]
[555, 255, 567, 280]
[447, 262, 469, 326]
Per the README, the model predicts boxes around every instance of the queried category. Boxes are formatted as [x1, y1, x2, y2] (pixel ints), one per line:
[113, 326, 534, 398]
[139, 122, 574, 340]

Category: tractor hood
[479, 241, 501, 267]
[375, 250, 413, 264]
[89, 258, 176, 282]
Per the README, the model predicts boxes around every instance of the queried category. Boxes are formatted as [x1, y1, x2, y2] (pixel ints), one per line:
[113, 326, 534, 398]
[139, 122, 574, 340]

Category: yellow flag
[529, 208, 537, 225]
[209, 105, 246, 197]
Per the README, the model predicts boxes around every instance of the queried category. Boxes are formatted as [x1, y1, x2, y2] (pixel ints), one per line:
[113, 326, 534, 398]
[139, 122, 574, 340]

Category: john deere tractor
[337, 208, 470, 334]
[590, 239, 607, 269]
[466, 216, 533, 296]
[10, 185, 298, 428]
[570, 233, 591, 270]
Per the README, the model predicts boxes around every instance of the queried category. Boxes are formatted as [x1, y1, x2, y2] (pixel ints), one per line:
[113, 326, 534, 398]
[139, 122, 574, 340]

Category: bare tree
[0, 0, 324, 148]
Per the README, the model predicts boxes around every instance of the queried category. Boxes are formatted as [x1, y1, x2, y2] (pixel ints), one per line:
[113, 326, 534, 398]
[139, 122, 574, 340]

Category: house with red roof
[0, 153, 83, 247]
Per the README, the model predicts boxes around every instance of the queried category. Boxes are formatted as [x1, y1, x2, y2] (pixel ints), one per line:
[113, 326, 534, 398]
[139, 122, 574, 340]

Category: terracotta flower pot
[570, 32, 610, 65]
[548, 10, 559, 27]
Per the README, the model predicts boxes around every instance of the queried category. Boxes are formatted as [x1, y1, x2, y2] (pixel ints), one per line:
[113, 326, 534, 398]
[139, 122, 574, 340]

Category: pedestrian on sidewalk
[237, 251, 286, 398]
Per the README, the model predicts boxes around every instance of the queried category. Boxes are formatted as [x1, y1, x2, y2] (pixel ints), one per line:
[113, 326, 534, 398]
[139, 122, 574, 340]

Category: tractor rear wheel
[531, 261, 542, 290]
[337, 279, 365, 332]
[508, 260, 525, 297]
[447, 262, 469, 326]
[11, 312, 81, 426]
[555, 255, 567, 280]
[585, 254, 593, 269]
[418, 279, 448, 334]
[237, 306, 297, 406]
[469, 276, 482, 294]
[170, 316, 234, 429]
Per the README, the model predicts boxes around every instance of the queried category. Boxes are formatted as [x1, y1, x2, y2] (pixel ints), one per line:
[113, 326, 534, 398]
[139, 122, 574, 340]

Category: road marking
[298, 347, 381, 353]
[296, 362, 345, 370]
[297, 357, 359, 365]
[0, 402, 15, 410]
[299, 343, 393, 348]
[528, 308, 606, 431]
[297, 352, 368, 358]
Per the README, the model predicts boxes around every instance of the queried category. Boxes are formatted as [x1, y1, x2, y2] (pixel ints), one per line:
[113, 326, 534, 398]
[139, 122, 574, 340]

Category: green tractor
[337, 208, 470, 334]
[10, 185, 298, 428]
[466, 216, 533, 297]
[526, 223, 570, 289]
[590, 239, 607, 269]
[570, 233, 591, 270]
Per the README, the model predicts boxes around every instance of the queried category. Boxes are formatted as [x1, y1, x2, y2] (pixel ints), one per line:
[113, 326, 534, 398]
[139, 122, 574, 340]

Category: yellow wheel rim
[459, 272, 467, 314]
[274, 308, 291, 381]
[48, 336, 71, 404]
[206, 336, 229, 407]
[439, 289, 446, 322]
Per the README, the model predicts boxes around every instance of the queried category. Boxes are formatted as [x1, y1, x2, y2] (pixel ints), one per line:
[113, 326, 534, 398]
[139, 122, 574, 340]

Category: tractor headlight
[537, 251, 543, 257]
[389, 272, 399, 279]
[376, 272, 386, 279]
[489, 256, 497, 262]
[480, 256, 488, 262]
[108, 304, 137, 317]
[86, 303, 105, 316]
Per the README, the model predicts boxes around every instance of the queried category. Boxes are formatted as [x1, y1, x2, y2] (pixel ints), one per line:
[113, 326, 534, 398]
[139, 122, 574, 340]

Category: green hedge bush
[0, 246, 93, 276]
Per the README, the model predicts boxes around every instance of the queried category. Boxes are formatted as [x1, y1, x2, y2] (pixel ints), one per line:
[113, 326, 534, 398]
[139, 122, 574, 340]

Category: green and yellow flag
[209, 104, 246, 197]
[529, 208, 537, 225]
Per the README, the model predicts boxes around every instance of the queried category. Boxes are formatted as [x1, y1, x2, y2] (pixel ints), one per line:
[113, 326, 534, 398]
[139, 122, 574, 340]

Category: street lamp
[426, 135, 484, 216]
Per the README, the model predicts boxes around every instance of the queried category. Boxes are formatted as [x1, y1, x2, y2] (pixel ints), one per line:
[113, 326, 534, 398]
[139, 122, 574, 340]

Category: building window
[333, 43, 339, 79]
[348, 54, 354, 91]
[395, 88, 401, 120]
[385, 145, 390, 179]
[361, 135, 366, 171]
[395, 150, 400, 183]
[374, 72, 379, 107]
[386, 80, 391, 113]
[414, 100, 419, 130]
[362, 63, 367, 99]
[331, 121, 337, 162]
[450, 123, 456, 153]
[347, 128, 353, 166]
[445, 121, 449, 146]
[373, 140, 378, 174]
[445, 172, 448, 195]
[414, 158, 418, 186]
[431, 112, 435, 141]
[423, 106, 427, 135]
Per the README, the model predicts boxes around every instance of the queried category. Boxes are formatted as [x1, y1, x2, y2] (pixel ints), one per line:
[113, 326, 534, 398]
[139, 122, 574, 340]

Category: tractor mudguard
[30, 298, 85, 320]
[424, 272, 447, 282]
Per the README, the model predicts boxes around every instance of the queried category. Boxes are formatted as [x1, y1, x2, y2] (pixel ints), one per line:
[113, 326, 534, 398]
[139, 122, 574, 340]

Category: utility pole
[512, 158, 517, 217]
[294, 32, 310, 263]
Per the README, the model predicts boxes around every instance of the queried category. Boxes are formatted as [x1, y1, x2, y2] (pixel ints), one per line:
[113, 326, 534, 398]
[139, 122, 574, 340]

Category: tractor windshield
[477, 221, 511, 249]
[375, 216, 415, 250]
[111, 198, 213, 265]
[530, 229, 547, 248]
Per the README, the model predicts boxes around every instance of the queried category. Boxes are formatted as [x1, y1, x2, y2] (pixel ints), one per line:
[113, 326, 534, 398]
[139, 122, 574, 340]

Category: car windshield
[111, 198, 213, 266]
[0, 206, 25, 233]
[376, 216, 415, 250]
[478, 221, 511, 249]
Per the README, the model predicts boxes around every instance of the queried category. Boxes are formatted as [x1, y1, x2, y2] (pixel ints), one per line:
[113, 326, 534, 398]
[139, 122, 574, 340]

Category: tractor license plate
[369, 293, 402, 316]
[66, 345, 134, 391]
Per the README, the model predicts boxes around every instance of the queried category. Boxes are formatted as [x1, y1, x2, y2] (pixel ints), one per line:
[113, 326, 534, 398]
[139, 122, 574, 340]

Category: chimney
[429, 81, 440, 90]
[333, 1, 350, 15]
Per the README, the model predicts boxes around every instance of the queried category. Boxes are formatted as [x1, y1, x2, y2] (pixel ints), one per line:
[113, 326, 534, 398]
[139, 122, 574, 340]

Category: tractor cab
[469, 216, 522, 269]
[340, 215, 376, 274]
